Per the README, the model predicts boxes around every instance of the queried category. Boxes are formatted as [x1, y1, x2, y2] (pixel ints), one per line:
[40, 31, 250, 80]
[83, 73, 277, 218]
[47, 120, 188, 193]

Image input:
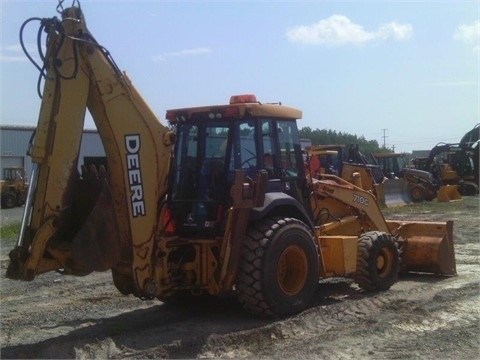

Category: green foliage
[1, 222, 20, 239]
[299, 127, 392, 155]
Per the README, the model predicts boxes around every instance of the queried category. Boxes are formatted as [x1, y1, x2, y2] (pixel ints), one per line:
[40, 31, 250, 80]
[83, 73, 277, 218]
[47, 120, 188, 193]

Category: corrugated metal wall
[0, 126, 105, 179]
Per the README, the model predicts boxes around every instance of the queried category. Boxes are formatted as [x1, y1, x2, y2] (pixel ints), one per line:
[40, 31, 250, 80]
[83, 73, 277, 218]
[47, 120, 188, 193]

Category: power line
[381, 128, 388, 148]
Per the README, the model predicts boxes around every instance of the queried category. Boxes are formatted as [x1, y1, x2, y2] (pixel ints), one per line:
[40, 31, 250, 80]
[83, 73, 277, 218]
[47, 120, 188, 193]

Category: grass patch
[1, 221, 21, 239]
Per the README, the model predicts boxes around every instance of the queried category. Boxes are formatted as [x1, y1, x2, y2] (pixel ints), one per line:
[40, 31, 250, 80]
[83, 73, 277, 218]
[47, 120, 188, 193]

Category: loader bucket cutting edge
[382, 179, 411, 207]
[387, 220, 456, 276]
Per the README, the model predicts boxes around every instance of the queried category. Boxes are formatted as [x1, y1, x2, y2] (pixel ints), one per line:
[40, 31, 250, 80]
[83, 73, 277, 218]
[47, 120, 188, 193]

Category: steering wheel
[241, 156, 256, 168]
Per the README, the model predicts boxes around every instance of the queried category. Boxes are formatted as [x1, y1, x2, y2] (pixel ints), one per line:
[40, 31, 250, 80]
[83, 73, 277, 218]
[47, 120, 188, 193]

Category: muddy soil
[1, 197, 479, 359]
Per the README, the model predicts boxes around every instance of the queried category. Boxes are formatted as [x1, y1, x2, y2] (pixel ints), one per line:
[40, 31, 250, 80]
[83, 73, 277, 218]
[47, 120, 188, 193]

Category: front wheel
[1, 192, 16, 209]
[458, 181, 479, 196]
[237, 217, 319, 317]
[354, 231, 400, 291]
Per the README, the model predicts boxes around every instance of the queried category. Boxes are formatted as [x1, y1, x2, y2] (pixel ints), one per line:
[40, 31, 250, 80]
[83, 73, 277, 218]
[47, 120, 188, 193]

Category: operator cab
[166, 95, 306, 236]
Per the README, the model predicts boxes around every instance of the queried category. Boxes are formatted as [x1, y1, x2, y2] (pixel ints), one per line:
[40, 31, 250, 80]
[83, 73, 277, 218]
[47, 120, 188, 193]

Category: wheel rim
[376, 247, 394, 279]
[277, 245, 308, 296]
[4, 195, 15, 208]
[411, 187, 423, 201]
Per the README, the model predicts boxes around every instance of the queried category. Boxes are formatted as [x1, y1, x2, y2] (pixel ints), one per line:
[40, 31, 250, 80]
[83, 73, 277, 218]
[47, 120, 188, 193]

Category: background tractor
[1, 167, 28, 209]
[411, 124, 479, 197]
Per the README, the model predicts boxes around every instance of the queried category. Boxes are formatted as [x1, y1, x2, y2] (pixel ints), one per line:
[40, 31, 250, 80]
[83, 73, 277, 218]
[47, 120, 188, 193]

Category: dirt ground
[1, 196, 479, 359]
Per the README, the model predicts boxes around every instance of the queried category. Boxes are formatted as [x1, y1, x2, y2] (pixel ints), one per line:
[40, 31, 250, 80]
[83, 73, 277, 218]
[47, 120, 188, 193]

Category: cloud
[454, 21, 480, 43]
[0, 53, 28, 62]
[0, 43, 35, 62]
[286, 15, 413, 46]
[152, 47, 211, 62]
[453, 21, 480, 54]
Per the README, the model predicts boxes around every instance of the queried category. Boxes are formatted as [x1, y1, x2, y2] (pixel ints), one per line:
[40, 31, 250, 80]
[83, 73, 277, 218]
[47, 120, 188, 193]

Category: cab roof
[166, 94, 302, 123]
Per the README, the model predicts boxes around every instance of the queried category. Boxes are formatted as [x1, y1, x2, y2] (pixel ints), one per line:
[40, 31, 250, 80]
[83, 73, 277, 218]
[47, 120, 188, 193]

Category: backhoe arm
[7, 5, 175, 298]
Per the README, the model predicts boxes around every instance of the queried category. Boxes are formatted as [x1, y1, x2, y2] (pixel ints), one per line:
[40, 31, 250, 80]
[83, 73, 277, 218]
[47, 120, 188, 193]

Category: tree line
[299, 127, 392, 155]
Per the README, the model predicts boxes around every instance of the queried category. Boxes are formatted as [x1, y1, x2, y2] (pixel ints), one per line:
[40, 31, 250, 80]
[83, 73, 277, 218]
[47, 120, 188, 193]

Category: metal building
[0, 125, 105, 180]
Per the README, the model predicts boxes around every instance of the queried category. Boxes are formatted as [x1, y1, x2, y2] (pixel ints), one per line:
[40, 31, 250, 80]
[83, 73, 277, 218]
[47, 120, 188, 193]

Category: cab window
[276, 120, 301, 177]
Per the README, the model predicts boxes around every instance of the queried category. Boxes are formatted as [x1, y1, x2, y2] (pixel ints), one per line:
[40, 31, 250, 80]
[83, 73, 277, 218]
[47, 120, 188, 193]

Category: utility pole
[381, 129, 388, 148]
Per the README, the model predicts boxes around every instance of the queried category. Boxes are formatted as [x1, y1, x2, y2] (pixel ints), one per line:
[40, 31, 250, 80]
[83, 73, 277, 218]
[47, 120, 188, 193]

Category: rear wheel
[1, 192, 16, 209]
[237, 217, 319, 317]
[354, 231, 399, 291]
[409, 184, 426, 202]
[111, 268, 135, 296]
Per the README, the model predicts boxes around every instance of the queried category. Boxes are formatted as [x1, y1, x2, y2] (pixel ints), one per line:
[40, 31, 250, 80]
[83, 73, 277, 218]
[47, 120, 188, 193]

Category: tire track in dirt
[195, 279, 479, 360]
[1, 196, 478, 359]
[2, 253, 478, 359]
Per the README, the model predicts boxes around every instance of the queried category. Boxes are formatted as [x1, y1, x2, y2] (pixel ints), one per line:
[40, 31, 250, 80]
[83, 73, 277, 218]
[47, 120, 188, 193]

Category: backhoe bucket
[382, 178, 411, 207]
[437, 185, 462, 202]
[387, 220, 456, 275]
[6, 166, 121, 281]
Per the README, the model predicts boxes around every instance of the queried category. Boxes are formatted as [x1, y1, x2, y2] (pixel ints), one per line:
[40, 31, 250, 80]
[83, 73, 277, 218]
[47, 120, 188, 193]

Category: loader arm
[309, 175, 456, 276]
[310, 174, 390, 233]
[7, 5, 175, 297]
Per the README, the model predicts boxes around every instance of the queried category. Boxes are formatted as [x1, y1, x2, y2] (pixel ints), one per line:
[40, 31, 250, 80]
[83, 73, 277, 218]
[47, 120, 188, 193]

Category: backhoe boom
[7, 6, 175, 299]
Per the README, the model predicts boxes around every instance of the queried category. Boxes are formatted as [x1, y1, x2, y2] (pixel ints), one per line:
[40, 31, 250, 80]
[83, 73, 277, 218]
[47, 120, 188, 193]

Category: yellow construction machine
[373, 152, 461, 203]
[1, 167, 29, 209]
[305, 144, 387, 205]
[6, 2, 456, 317]
[304, 144, 419, 207]
[416, 124, 479, 197]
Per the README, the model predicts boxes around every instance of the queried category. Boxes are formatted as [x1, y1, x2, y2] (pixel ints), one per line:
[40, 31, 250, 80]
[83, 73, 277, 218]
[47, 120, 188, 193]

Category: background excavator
[412, 124, 479, 197]
[6, 2, 456, 317]
[371, 153, 459, 204]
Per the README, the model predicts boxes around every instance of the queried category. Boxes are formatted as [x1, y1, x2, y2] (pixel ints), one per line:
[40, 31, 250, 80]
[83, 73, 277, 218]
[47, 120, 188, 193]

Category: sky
[1, 0, 478, 153]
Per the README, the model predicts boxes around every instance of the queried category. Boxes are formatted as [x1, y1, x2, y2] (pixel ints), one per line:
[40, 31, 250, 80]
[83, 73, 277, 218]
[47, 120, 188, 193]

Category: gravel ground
[0, 196, 479, 359]
[0, 206, 25, 226]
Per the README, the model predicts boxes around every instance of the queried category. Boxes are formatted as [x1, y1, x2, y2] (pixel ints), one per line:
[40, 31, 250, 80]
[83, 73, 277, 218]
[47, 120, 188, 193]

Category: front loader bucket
[437, 185, 462, 202]
[382, 178, 411, 207]
[387, 220, 456, 275]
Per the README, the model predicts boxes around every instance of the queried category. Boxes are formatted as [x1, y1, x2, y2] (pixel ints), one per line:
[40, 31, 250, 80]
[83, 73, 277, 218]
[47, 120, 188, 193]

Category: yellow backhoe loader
[418, 125, 479, 197]
[6, 2, 456, 317]
[1, 167, 29, 209]
[373, 152, 461, 203]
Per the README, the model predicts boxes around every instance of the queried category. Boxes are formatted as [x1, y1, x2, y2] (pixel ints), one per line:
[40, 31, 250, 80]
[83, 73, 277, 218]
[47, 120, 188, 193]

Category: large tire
[458, 181, 479, 196]
[237, 217, 319, 317]
[1, 192, 16, 209]
[354, 231, 400, 291]
[409, 184, 426, 203]
[111, 268, 135, 296]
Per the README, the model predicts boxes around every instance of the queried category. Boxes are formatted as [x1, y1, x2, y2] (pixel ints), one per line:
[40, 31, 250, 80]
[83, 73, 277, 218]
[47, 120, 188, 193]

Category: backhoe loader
[1, 167, 29, 209]
[423, 141, 479, 196]
[411, 124, 479, 198]
[6, 2, 456, 317]
[372, 152, 452, 203]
